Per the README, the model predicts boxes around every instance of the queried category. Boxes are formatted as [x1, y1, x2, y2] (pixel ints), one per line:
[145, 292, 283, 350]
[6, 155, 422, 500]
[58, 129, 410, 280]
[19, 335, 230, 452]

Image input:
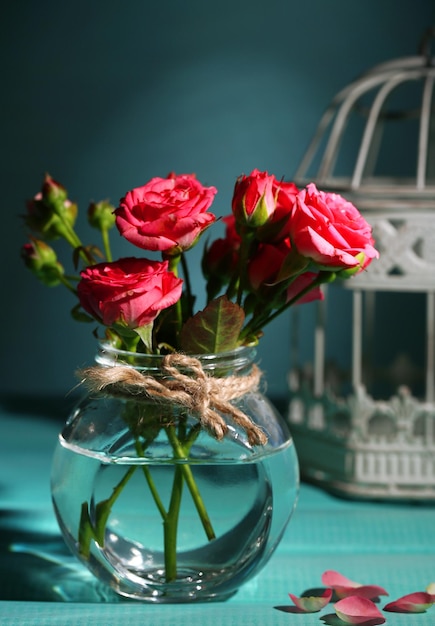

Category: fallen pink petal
[384, 591, 434, 613]
[335, 596, 386, 624]
[322, 570, 388, 599]
[289, 588, 333, 612]
[322, 570, 359, 588]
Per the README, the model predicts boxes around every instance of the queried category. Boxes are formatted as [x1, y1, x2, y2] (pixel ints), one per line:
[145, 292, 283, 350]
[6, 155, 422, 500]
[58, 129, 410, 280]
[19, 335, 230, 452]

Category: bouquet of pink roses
[22, 169, 378, 356]
[21, 169, 378, 592]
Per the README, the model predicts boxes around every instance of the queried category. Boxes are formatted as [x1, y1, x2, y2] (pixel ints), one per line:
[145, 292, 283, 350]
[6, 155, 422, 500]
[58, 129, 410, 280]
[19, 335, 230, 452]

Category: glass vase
[50, 342, 299, 603]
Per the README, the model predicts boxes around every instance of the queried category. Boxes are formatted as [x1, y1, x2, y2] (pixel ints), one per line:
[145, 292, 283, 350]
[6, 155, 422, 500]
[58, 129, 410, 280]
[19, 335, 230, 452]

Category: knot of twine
[78, 353, 267, 446]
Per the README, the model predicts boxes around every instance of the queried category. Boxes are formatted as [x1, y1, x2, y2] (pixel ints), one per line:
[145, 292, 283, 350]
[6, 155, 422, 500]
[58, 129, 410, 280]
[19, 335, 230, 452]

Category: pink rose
[285, 272, 324, 305]
[201, 215, 241, 300]
[289, 183, 379, 271]
[115, 173, 217, 254]
[202, 215, 241, 279]
[77, 257, 183, 329]
[247, 239, 292, 291]
[232, 169, 298, 239]
[247, 239, 323, 305]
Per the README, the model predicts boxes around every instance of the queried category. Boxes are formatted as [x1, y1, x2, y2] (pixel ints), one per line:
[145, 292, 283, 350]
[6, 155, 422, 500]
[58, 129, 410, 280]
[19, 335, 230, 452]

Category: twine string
[78, 353, 267, 446]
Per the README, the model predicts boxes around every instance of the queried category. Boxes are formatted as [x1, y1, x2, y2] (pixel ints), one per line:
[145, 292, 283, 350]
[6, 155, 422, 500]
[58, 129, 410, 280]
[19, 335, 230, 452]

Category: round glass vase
[51, 342, 299, 603]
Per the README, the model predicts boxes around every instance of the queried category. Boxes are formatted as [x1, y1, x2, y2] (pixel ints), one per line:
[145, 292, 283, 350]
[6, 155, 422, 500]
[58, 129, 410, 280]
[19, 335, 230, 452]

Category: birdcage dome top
[295, 27, 435, 212]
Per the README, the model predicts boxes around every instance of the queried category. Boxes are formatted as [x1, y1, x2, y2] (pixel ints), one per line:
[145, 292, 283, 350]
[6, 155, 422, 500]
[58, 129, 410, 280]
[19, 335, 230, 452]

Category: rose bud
[25, 175, 78, 240]
[87, 200, 116, 231]
[232, 169, 298, 238]
[42, 174, 68, 205]
[21, 238, 64, 286]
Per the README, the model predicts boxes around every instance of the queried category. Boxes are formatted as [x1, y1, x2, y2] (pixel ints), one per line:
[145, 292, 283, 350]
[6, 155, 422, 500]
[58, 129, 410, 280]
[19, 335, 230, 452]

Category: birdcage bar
[352, 290, 363, 390]
[314, 295, 326, 396]
[317, 73, 391, 183]
[351, 73, 418, 189]
[417, 73, 434, 189]
[426, 291, 435, 402]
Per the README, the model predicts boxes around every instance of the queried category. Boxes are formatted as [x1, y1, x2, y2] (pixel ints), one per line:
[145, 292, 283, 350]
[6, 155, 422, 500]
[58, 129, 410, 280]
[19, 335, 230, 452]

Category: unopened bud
[21, 238, 64, 286]
[42, 174, 68, 205]
[88, 200, 116, 231]
[25, 175, 77, 240]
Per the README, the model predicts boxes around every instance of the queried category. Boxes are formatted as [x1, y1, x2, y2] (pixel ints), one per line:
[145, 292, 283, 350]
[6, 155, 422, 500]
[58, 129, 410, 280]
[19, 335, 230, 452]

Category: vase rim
[95, 340, 257, 372]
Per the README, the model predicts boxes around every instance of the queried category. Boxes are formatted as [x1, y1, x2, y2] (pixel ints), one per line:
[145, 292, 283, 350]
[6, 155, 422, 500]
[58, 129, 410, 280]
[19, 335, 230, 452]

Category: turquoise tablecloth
[1, 397, 434, 625]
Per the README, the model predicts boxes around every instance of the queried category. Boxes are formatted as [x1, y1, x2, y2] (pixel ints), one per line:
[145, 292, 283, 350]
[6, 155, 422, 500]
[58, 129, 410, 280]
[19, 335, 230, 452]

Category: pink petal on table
[322, 570, 359, 588]
[289, 588, 333, 612]
[322, 570, 388, 599]
[334, 585, 389, 600]
[335, 596, 386, 624]
[384, 591, 434, 613]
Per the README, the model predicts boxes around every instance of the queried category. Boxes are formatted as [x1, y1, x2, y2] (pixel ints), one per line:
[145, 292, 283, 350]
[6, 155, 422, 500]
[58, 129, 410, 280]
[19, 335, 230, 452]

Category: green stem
[94, 465, 137, 544]
[59, 221, 83, 250]
[182, 463, 215, 540]
[162, 422, 212, 583]
[101, 227, 113, 262]
[59, 274, 78, 293]
[235, 242, 249, 306]
[225, 273, 240, 301]
[180, 253, 194, 318]
[227, 228, 255, 305]
[166, 425, 216, 541]
[134, 440, 167, 520]
[78, 465, 137, 558]
[78, 502, 94, 559]
[64, 273, 81, 282]
[240, 270, 336, 341]
[164, 464, 184, 582]
[54, 215, 92, 266]
[167, 254, 183, 339]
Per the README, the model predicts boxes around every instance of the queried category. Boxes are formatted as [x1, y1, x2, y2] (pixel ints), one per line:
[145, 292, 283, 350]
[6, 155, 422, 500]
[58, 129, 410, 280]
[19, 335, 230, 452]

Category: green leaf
[134, 323, 153, 352]
[180, 295, 245, 354]
[275, 248, 309, 284]
[78, 501, 94, 559]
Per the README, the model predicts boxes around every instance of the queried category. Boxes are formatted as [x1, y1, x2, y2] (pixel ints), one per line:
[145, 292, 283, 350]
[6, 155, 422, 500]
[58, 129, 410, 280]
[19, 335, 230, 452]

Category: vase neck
[95, 342, 256, 377]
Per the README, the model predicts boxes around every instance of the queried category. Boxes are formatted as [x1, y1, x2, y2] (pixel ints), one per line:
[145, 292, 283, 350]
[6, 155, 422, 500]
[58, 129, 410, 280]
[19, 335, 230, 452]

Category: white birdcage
[287, 27, 435, 499]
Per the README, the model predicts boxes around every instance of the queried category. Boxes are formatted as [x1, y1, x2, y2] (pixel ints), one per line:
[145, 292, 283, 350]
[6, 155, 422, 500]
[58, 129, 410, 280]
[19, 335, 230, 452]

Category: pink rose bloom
[247, 239, 292, 290]
[232, 169, 298, 239]
[115, 173, 217, 254]
[286, 272, 324, 305]
[248, 239, 323, 305]
[77, 257, 183, 329]
[202, 215, 241, 281]
[289, 183, 379, 271]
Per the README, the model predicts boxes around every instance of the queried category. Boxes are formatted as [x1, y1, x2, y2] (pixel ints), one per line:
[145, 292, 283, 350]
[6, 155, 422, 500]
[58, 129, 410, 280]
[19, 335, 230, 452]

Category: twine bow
[79, 353, 267, 446]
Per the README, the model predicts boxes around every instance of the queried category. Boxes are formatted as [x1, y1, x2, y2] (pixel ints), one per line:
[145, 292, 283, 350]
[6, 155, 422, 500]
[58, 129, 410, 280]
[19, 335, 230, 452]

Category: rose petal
[322, 570, 360, 588]
[289, 588, 333, 612]
[322, 570, 388, 599]
[335, 596, 386, 624]
[334, 585, 389, 600]
[384, 591, 434, 613]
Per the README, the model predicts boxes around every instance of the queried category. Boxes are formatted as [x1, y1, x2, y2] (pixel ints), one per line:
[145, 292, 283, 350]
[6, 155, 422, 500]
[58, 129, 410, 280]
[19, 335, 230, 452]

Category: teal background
[2, 0, 434, 399]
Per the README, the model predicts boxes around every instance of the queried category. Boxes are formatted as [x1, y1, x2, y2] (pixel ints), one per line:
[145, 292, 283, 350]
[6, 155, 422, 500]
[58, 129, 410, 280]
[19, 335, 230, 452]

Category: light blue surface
[1, 404, 435, 625]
